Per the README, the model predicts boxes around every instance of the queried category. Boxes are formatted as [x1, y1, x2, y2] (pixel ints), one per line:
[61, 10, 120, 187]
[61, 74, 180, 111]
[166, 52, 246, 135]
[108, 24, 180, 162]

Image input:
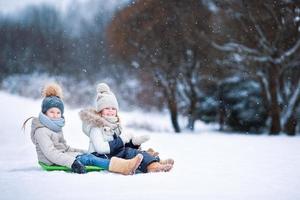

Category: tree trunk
[167, 97, 181, 133]
[284, 114, 297, 136]
[218, 102, 226, 131]
[186, 90, 197, 131]
[218, 84, 225, 131]
[256, 74, 270, 113]
[268, 65, 281, 135]
[283, 95, 300, 135]
[163, 83, 181, 133]
[187, 116, 196, 131]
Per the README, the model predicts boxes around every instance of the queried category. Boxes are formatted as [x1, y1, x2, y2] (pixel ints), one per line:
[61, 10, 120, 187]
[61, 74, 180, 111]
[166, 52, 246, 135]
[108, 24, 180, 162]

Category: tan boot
[147, 161, 173, 173]
[109, 154, 143, 175]
[146, 148, 159, 157]
[160, 158, 175, 165]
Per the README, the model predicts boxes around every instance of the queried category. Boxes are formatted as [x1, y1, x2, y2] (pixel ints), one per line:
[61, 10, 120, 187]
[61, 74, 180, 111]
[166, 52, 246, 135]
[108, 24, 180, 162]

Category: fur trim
[79, 108, 110, 127]
[42, 83, 63, 98]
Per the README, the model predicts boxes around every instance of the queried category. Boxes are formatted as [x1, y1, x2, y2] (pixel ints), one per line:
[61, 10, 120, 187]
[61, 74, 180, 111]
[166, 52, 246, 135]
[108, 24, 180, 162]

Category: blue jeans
[76, 153, 110, 170]
[93, 147, 159, 173]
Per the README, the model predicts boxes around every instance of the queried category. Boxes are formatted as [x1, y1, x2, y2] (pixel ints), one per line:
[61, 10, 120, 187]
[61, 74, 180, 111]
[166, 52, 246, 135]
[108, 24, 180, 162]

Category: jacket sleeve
[90, 127, 124, 155]
[35, 129, 75, 168]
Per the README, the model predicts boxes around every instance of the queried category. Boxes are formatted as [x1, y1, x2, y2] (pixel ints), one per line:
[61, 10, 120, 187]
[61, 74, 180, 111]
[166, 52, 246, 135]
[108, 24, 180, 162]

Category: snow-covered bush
[222, 79, 268, 132]
[197, 96, 218, 123]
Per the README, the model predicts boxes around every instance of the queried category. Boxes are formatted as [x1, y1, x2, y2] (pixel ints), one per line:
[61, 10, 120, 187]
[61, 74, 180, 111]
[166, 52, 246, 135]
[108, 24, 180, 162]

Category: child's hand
[71, 160, 87, 174]
[132, 134, 150, 145]
[119, 132, 133, 144]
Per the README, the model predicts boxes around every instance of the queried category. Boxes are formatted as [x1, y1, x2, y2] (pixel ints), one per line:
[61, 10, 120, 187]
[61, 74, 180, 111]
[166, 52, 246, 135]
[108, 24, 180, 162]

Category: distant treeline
[1, 0, 299, 135]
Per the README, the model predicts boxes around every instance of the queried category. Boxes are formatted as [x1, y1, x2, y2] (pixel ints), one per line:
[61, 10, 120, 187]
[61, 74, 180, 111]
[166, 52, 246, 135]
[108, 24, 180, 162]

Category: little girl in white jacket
[79, 83, 174, 173]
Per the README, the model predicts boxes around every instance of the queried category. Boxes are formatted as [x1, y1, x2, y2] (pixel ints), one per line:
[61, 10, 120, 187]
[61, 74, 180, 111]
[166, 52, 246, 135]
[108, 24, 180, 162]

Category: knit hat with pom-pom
[41, 83, 64, 115]
[96, 83, 119, 112]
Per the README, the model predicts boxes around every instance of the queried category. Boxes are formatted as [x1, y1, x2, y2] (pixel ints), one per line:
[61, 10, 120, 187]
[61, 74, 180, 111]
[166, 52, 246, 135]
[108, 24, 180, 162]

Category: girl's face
[46, 107, 62, 119]
[101, 107, 117, 117]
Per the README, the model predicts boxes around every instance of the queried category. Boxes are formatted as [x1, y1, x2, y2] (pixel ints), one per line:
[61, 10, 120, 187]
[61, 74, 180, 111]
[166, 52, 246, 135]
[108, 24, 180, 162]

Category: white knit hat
[95, 83, 119, 112]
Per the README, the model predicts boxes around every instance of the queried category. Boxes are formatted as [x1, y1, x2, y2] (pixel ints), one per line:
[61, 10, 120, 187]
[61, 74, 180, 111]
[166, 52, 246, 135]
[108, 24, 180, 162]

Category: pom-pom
[97, 83, 110, 94]
[42, 83, 63, 98]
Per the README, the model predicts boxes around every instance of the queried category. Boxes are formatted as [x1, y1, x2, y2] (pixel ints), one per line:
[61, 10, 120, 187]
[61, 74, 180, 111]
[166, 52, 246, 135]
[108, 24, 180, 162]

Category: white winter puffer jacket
[79, 108, 122, 154]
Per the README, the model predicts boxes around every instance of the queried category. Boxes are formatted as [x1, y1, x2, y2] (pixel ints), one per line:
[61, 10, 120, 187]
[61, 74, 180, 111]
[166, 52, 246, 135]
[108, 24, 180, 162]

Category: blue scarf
[39, 112, 65, 133]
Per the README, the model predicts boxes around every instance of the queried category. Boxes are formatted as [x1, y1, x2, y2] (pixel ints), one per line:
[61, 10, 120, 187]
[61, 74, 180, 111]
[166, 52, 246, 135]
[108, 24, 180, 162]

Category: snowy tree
[106, 0, 216, 132]
[211, 0, 300, 135]
[0, 5, 68, 76]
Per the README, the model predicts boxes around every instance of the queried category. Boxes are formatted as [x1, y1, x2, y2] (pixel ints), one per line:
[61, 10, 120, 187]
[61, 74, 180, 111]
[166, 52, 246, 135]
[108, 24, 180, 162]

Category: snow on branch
[274, 39, 300, 64]
[213, 39, 300, 65]
[212, 42, 260, 54]
[246, 55, 271, 63]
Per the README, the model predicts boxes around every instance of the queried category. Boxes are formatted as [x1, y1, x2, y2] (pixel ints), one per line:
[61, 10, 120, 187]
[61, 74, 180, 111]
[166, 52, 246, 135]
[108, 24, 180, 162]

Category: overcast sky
[0, 0, 71, 14]
[0, 0, 125, 15]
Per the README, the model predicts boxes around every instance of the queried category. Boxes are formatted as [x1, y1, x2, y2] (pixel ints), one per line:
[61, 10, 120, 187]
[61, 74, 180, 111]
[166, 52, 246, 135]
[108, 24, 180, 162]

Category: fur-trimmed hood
[79, 108, 108, 127]
[79, 108, 121, 136]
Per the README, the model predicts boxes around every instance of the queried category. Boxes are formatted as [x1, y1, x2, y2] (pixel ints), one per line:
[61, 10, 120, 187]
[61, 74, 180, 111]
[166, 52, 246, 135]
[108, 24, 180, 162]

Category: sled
[38, 162, 104, 172]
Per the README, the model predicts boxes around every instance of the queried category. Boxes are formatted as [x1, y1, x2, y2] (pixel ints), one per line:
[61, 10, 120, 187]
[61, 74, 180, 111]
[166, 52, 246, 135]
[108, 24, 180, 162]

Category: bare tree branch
[274, 39, 300, 64]
[248, 11, 273, 53]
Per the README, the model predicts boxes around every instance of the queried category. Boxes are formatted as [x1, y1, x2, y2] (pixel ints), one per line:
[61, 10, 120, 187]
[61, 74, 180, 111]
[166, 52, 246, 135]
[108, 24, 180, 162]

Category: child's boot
[109, 154, 143, 175]
[147, 161, 173, 173]
[146, 148, 159, 157]
[160, 158, 175, 165]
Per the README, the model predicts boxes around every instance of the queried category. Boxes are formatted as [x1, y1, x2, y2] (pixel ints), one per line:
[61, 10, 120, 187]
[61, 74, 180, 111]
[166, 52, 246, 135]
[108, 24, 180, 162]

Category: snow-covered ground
[0, 91, 300, 200]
